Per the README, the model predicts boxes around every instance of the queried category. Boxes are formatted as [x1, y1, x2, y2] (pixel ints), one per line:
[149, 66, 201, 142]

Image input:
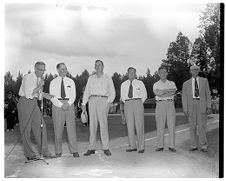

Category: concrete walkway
[5, 114, 219, 178]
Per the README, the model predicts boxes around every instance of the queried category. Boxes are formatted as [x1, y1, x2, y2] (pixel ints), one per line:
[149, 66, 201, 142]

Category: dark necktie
[194, 78, 199, 97]
[128, 81, 133, 98]
[61, 78, 66, 99]
[36, 78, 40, 97]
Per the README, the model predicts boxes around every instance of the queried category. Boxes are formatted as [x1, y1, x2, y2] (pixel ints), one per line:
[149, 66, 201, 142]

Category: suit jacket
[182, 77, 211, 113]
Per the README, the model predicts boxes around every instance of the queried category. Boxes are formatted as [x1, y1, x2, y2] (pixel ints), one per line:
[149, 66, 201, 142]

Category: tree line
[4, 4, 221, 102]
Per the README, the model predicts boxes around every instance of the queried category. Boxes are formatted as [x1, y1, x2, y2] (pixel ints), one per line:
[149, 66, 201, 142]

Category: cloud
[5, 3, 206, 78]
[87, 5, 108, 11]
[6, 7, 156, 58]
[65, 5, 82, 11]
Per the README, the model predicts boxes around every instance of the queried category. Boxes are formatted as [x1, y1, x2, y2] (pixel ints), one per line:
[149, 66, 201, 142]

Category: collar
[31, 72, 39, 79]
[192, 76, 199, 80]
[160, 79, 168, 84]
[127, 79, 137, 83]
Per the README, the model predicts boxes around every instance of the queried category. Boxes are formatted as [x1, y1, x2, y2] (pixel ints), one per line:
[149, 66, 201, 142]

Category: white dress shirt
[121, 79, 147, 103]
[153, 80, 177, 101]
[19, 72, 41, 99]
[82, 74, 116, 105]
[49, 76, 76, 108]
[192, 76, 200, 98]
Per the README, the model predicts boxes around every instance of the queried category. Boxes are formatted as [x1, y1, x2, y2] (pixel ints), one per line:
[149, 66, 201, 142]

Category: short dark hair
[95, 60, 104, 66]
[56, 63, 65, 69]
[35, 61, 45, 68]
[158, 66, 167, 72]
[127, 67, 136, 72]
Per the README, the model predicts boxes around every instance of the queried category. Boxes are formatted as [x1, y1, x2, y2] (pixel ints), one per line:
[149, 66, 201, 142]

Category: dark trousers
[5, 113, 16, 129]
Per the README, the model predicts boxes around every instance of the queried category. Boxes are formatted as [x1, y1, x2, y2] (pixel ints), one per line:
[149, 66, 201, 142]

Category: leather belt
[90, 95, 108, 98]
[21, 96, 38, 100]
[125, 98, 141, 101]
[58, 98, 69, 100]
[193, 98, 200, 100]
[157, 99, 174, 102]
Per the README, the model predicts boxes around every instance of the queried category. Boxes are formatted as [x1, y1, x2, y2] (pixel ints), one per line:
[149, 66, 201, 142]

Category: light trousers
[52, 101, 78, 154]
[189, 100, 208, 149]
[124, 99, 145, 151]
[17, 97, 50, 158]
[88, 96, 110, 150]
[155, 101, 176, 148]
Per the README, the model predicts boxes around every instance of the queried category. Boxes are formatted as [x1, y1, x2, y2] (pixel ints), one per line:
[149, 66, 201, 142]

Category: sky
[5, 2, 208, 78]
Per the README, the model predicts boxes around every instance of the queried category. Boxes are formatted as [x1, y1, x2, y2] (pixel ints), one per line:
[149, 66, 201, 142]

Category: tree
[112, 72, 122, 102]
[74, 70, 90, 100]
[14, 72, 23, 95]
[190, 37, 209, 75]
[142, 68, 156, 98]
[4, 71, 15, 97]
[199, 3, 220, 89]
[162, 32, 191, 90]
[43, 73, 54, 93]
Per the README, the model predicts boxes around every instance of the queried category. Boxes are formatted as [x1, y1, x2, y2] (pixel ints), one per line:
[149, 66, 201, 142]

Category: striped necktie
[61, 78, 66, 99]
[128, 81, 133, 98]
[194, 78, 199, 97]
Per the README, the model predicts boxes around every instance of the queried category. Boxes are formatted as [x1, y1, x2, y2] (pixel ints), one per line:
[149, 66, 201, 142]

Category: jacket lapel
[198, 77, 203, 93]
[188, 79, 193, 98]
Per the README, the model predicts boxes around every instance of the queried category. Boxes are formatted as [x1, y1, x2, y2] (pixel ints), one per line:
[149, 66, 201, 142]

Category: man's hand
[32, 80, 45, 96]
[82, 105, 86, 113]
[38, 79, 45, 87]
[61, 102, 69, 111]
[106, 102, 111, 113]
[43, 93, 54, 100]
[206, 108, 212, 115]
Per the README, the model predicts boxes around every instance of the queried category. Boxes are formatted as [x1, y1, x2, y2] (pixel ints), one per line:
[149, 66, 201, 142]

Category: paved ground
[4, 113, 219, 178]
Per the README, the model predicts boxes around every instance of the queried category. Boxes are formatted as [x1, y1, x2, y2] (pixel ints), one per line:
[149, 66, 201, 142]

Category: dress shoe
[55, 153, 62, 157]
[201, 148, 208, 152]
[26, 156, 40, 161]
[189, 147, 198, 151]
[155, 147, 164, 152]
[103, 149, 111, 156]
[43, 154, 56, 159]
[73, 152, 80, 158]
[168, 147, 176, 152]
[126, 148, 137, 152]
[83, 150, 95, 156]
[138, 150, 145, 153]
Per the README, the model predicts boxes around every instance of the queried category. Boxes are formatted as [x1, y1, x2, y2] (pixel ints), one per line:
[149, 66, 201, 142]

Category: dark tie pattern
[128, 81, 133, 98]
[194, 78, 199, 97]
[61, 78, 66, 99]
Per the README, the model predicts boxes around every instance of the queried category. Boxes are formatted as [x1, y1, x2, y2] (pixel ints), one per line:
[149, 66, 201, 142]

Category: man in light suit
[182, 65, 212, 152]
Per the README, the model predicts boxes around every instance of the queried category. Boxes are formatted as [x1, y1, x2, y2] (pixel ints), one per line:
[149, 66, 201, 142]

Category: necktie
[36, 78, 40, 98]
[128, 81, 133, 98]
[194, 78, 199, 97]
[36, 77, 39, 87]
[61, 78, 66, 99]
